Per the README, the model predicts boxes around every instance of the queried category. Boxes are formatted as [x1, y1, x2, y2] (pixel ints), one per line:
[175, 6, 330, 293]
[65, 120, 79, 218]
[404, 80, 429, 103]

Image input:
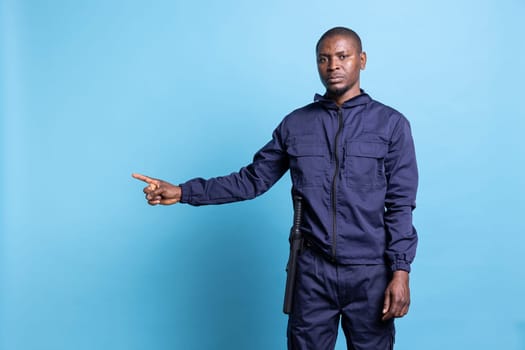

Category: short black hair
[316, 27, 363, 53]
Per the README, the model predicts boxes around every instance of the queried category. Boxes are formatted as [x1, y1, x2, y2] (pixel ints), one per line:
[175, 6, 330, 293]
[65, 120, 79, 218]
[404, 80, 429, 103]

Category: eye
[339, 55, 347, 60]
[318, 57, 327, 63]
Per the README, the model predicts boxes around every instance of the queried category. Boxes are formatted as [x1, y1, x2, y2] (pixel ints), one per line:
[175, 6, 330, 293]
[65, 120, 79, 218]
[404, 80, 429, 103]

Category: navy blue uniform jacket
[180, 92, 418, 272]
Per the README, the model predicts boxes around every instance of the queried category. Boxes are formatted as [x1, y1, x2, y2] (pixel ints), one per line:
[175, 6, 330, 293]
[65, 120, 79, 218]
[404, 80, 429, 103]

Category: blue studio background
[1, 0, 524, 349]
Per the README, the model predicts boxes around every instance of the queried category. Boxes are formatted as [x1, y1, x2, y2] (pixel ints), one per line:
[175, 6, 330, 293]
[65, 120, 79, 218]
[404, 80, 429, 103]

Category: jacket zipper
[331, 108, 343, 260]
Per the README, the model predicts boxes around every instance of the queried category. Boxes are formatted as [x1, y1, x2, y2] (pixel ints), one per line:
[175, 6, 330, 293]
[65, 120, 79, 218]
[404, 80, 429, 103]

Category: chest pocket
[287, 140, 326, 188]
[344, 141, 388, 191]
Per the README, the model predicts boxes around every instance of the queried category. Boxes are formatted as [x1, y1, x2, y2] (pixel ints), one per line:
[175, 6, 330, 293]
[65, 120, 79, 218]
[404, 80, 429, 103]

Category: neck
[327, 85, 361, 107]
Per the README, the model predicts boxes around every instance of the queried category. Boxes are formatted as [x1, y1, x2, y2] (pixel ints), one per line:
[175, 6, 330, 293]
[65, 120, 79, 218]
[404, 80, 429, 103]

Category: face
[317, 35, 367, 104]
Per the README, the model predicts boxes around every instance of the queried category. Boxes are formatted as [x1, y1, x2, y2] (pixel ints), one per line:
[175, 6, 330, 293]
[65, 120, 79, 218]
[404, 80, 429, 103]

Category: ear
[360, 51, 367, 70]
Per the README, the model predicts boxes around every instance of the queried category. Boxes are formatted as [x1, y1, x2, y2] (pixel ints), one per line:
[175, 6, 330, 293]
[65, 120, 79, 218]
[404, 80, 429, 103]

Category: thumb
[383, 289, 391, 314]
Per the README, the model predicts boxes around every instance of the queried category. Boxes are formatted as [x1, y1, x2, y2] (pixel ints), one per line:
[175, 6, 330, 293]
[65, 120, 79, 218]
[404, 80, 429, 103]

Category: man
[133, 27, 418, 350]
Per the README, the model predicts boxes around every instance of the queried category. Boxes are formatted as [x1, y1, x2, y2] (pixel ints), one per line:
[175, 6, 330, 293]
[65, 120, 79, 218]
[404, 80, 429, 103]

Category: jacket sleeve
[384, 115, 419, 272]
[179, 126, 289, 206]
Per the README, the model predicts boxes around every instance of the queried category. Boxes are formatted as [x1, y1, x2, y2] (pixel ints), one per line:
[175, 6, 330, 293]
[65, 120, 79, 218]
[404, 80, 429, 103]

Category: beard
[325, 84, 351, 97]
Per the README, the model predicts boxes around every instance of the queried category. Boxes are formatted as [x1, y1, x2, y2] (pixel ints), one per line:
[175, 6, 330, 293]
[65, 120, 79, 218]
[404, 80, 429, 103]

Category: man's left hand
[382, 270, 410, 321]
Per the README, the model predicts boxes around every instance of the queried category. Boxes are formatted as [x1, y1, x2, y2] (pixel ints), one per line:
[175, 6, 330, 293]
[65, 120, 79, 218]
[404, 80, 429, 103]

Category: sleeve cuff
[390, 260, 411, 273]
[179, 183, 191, 204]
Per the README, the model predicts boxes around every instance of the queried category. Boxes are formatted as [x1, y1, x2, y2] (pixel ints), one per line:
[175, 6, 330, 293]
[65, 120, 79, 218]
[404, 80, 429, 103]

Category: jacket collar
[314, 89, 371, 109]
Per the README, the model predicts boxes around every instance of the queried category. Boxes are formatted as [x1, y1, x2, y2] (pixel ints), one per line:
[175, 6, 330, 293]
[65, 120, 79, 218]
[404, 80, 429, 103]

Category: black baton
[283, 195, 303, 314]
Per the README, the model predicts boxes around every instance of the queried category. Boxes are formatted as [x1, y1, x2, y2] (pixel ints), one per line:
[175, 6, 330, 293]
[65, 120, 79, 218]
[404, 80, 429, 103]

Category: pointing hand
[132, 173, 182, 206]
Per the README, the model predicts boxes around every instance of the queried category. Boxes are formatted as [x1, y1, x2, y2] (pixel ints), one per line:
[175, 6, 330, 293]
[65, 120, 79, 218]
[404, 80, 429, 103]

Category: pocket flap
[288, 136, 324, 157]
[346, 141, 388, 158]
[288, 143, 324, 157]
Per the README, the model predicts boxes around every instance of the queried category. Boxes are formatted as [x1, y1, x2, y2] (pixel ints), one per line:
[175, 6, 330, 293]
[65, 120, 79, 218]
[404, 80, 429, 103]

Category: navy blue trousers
[287, 247, 395, 350]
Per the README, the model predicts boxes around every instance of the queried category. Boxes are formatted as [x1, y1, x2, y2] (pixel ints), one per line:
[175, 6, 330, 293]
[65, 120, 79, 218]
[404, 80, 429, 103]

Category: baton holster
[283, 195, 303, 315]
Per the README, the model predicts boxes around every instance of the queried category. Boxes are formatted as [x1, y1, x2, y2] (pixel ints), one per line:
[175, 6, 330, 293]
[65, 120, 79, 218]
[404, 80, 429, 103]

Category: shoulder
[365, 98, 412, 134]
[367, 99, 406, 121]
[272, 102, 326, 143]
[286, 101, 323, 119]
[278, 101, 325, 129]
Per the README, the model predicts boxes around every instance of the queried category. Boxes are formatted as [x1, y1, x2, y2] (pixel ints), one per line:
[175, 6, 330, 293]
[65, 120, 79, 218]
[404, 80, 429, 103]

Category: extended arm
[133, 124, 289, 206]
[179, 127, 289, 206]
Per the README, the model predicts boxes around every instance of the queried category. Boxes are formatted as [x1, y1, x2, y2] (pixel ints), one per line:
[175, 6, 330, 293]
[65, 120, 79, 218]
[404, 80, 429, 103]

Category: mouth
[326, 75, 344, 84]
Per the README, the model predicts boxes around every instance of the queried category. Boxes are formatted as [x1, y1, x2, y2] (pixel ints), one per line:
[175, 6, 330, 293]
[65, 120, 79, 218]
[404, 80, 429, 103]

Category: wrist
[392, 270, 409, 281]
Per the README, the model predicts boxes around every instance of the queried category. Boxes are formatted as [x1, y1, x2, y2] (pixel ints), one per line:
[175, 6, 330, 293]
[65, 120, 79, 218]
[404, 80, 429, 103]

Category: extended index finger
[132, 173, 155, 184]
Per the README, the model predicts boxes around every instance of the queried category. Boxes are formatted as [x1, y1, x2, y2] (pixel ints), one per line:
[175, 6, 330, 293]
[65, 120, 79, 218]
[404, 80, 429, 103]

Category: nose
[328, 58, 339, 71]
